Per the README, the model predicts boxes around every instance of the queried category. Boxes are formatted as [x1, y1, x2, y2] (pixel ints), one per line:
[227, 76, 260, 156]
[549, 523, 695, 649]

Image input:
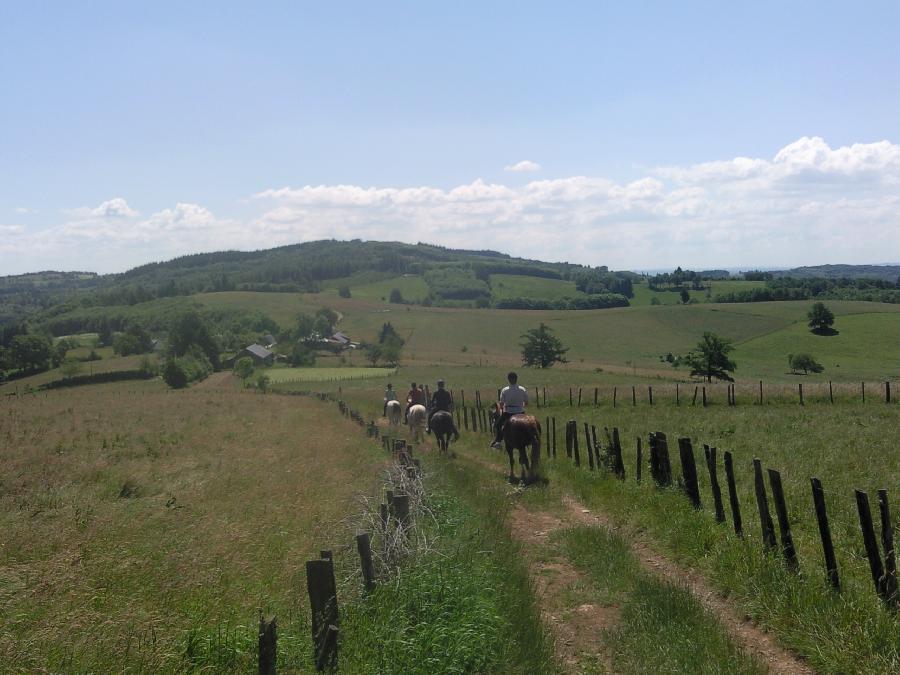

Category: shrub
[162, 360, 189, 389]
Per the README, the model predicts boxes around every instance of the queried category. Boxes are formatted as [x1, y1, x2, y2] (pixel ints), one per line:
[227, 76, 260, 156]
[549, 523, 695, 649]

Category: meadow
[265, 366, 396, 383]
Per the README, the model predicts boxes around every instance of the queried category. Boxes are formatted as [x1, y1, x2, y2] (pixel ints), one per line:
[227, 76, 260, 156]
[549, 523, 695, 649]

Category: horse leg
[506, 445, 515, 481]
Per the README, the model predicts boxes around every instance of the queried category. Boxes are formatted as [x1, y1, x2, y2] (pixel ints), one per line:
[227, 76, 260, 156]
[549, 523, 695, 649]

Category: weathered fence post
[572, 421, 581, 467]
[704, 445, 726, 523]
[306, 553, 339, 671]
[829, 381, 834, 404]
[631, 386, 636, 406]
[462, 407, 469, 431]
[810, 477, 840, 591]
[356, 532, 376, 591]
[613, 387, 617, 407]
[648, 386, 653, 405]
[877, 490, 898, 607]
[393, 494, 410, 526]
[594, 387, 598, 406]
[676, 382, 680, 406]
[861, 381, 866, 403]
[887, 381, 892, 404]
[678, 438, 702, 509]
[545, 416, 551, 458]
[636, 437, 642, 483]
[692, 386, 698, 406]
[758, 380, 763, 405]
[855, 489, 886, 601]
[702, 386, 707, 407]
[649, 432, 672, 487]
[768, 469, 799, 572]
[584, 422, 594, 470]
[543, 387, 547, 406]
[753, 459, 777, 552]
[611, 427, 625, 480]
[578, 388, 582, 406]
[723, 451, 742, 537]
[569, 388, 573, 406]
[259, 613, 277, 675]
[798, 383, 804, 406]
[565, 420, 573, 458]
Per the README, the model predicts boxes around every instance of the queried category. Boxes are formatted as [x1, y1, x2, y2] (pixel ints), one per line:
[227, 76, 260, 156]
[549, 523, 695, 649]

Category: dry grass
[0, 377, 386, 672]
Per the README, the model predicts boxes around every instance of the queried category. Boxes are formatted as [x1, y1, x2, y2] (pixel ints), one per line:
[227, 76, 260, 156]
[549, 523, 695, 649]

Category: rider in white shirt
[491, 371, 528, 448]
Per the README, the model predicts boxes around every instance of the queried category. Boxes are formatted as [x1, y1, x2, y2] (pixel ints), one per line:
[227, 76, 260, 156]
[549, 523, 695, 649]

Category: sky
[2, 1, 899, 275]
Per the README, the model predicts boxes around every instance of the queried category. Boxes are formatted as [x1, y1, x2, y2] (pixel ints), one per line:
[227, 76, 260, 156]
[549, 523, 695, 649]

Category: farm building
[236, 343, 275, 366]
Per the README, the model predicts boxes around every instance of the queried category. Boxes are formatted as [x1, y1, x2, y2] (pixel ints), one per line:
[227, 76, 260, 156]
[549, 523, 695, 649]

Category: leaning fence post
[855, 489, 886, 601]
[678, 438, 702, 509]
[306, 553, 339, 671]
[356, 532, 376, 591]
[611, 427, 625, 480]
[631, 386, 636, 406]
[768, 469, 799, 572]
[723, 451, 742, 537]
[259, 613, 277, 675]
[753, 459, 777, 552]
[584, 422, 594, 470]
[810, 477, 840, 591]
[704, 445, 726, 523]
[877, 490, 898, 607]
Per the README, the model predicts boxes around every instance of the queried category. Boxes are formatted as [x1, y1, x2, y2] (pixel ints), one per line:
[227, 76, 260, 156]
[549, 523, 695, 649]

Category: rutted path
[463, 448, 815, 675]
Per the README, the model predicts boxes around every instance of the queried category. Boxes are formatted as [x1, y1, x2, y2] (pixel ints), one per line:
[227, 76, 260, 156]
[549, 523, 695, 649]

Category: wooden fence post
[613, 387, 617, 407]
[572, 421, 581, 467]
[584, 422, 594, 470]
[591, 425, 600, 465]
[723, 451, 742, 537]
[393, 494, 410, 526]
[768, 469, 799, 572]
[610, 427, 625, 480]
[545, 416, 551, 458]
[636, 437, 642, 483]
[810, 477, 840, 591]
[692, 386, 698, 406]
[758, 380, 763, 405]
[877, 490, 898, 607]
[578, 388, 582, 406]
[356, 532, 376, 591]
[648, 386, 653, 405]
[861, 381, 865, 403]
[855, 489, 886, 600]
[259, 613, 277, 675]
[753, 459, 777, 552]
[678, 438, 702, 509]
[565, 420, 573, 458]
[632, 386, 636, 406]
[462, 407, 469, 431]
[649, 432, 672, 487]
[798, 383, 804, 406]
[594, 387, 598, 406]
[569, 388, 573, 406]
[704, 445, 726, 523]
[306, 553, 339, 671]
[886, 381, 892, 404]
[702, 386, 707, 407]
[676, 382, 680, 406]
[543, 387, 547, 406]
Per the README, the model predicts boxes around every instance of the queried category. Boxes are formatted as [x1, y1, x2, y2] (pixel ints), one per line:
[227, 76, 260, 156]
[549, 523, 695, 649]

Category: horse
[427, 410, 459, 455]
[501, 414, 542, 484]
[385, 399, 402, 427]
[407, 404, 428, 443]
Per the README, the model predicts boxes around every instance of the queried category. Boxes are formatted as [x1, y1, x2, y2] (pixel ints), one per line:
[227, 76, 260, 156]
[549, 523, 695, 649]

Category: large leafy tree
[807, 302, 835, 333]
[788, 353, 824, 375]
[168, 311, 220, 369]
[9, 334, 52, 372]
[684, 332, 736, 382]
[520, 323, 569, 368]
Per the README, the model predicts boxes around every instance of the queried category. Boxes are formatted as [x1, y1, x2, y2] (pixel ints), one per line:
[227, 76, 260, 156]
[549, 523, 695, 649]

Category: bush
[162, 349, 213, 389]
[338, 285, 351, 298]
[162, 360, 189, 389]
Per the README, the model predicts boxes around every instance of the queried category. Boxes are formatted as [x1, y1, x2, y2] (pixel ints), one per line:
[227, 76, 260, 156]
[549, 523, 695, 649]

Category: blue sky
[2, 1, 899, 274]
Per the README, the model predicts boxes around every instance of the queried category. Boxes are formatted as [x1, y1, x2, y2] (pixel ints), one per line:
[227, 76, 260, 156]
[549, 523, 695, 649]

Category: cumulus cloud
[504, 160, 542, 172]
[3, 137, 900, 274]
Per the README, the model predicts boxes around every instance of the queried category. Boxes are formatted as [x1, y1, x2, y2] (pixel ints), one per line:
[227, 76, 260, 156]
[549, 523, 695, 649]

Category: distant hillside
[773, 264, 900, 282]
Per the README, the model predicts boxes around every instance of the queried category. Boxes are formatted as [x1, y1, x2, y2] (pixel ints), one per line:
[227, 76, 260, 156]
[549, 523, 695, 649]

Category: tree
[59, 356, 82, 379]
[290, 342, 317, 367]
[788, 353, 824, 375]
[389, 288, 404, 304]
[256, 373, 270, 393]
[162, 359, 189, 389]
[520, 323, 569, 368]
[233, 356, 255, 381]
[9, 334, 52, 372]
[379, 336, 403, 366]
[168, 311, 220, 369]
[378, 322, 404, 346]
[338, 285, 351, 298]
[684, 332, 736, 382]
[680, 288, 690, 304]
[296, 313, 316, 340]
[807, 302, 835, 333]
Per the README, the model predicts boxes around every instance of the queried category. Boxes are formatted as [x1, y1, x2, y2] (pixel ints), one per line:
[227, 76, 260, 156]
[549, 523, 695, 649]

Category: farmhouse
[236, 343, 275, 366]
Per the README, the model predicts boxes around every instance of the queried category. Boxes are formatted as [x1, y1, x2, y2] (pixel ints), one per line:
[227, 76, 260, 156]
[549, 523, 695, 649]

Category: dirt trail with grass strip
[467, 451, 814, 674]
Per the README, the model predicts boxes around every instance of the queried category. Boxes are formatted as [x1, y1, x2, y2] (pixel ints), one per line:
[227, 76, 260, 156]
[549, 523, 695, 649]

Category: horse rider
[404, 381, 426, 423]
[428, 379, 453, 430]
[383, 382, 397, 416]
[490, 371, 528, 449]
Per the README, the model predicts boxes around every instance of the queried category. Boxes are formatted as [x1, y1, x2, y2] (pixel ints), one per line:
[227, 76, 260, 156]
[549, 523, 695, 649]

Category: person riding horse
[428, 379, 452, 431]
[383, 383, 397, 416]
[404, 381, 426, 424]
[490, 371, 528, 449]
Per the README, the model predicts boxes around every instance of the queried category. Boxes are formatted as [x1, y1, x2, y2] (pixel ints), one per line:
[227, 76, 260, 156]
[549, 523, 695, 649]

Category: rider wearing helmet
[490, 371, 528, 448]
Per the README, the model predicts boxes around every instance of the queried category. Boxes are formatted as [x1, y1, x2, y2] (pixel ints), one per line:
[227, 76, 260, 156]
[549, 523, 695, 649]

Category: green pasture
[265, 366, 396, 383]
[488, 273, 584, 301]
[630, 279, 767, 306]
[194, 291, 900, 382]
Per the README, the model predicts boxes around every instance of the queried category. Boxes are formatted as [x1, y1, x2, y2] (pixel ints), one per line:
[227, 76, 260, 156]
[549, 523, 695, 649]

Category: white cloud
[14, 207, 35, 215]
[0, 224, 24, 234]
[504, 160, 542, 172]
[3, 137, 900, 274]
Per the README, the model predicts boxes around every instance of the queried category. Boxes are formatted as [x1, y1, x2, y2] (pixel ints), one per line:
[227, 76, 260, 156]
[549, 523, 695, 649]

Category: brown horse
[501, 414, 541, 484]
[427, 410, 459, 455]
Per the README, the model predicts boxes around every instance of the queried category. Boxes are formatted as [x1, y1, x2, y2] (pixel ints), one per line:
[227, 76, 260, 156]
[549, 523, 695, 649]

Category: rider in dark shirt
[429, 379, 453, 429]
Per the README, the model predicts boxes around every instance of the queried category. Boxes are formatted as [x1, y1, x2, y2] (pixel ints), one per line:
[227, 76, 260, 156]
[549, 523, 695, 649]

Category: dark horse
[500, 413, 542, 484]
[427, 410, 459, 455]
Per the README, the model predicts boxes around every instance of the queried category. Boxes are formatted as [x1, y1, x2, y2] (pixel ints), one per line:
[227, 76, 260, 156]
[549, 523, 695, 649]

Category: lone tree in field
[680, 288, 690, 304]
[788, 353, 824, 375]
[807, 302, 835, 334]
[520, 323, 569, 368]
[684, 332, 736, 382]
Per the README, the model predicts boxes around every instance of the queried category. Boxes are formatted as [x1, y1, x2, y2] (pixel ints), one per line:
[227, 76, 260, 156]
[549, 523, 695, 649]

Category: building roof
[244, 344, 273, 359]
[332, 331, 350, 343]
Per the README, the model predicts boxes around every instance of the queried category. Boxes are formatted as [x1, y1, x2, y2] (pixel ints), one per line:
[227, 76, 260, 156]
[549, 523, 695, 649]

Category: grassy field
[630, 280, 767, 306]
[489, 274, 584, 301]
[193, 291, 900, 381]
[265, 366, 396, 382]
[0, 353, 146, 396]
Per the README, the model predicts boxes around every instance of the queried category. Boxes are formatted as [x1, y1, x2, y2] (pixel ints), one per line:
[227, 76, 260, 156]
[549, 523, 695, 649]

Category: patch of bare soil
[508, 504, 619, 672]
